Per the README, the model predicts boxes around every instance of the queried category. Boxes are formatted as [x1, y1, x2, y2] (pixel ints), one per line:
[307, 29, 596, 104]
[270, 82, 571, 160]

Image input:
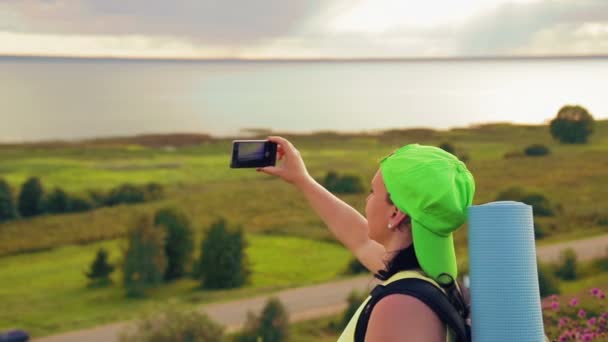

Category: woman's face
[365, 170, 397, 244]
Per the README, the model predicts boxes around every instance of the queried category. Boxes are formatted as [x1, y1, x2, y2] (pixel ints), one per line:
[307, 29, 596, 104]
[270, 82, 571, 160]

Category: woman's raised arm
[257, 136, 385, 274]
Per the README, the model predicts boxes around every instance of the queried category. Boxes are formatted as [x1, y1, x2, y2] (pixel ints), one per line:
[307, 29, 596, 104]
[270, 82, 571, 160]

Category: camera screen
[237, 142, 267, 162]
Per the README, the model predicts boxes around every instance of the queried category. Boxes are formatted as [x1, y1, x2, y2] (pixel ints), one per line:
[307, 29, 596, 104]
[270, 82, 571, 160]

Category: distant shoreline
[0, 121, 585, 147]
[1, 54, 608, 64]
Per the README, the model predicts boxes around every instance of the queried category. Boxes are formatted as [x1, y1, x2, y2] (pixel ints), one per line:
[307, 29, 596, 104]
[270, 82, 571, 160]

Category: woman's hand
[256, 136, 311, 187]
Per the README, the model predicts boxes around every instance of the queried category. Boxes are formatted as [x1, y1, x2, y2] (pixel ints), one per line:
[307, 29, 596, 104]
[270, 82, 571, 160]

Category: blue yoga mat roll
[468, 201, 546, 342]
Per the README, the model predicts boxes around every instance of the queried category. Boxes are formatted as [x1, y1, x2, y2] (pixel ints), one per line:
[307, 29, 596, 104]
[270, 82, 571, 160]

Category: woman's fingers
[257, 166, 280, 177]
[268, 136, 297, 158]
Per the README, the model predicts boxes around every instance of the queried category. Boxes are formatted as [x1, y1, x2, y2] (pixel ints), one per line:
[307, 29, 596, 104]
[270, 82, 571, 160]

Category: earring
[387, 223, 393, 229]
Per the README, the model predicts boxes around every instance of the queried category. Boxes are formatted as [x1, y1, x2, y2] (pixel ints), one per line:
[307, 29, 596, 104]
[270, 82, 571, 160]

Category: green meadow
[0, 235, 351, 336]
[1, 121, 607, 336]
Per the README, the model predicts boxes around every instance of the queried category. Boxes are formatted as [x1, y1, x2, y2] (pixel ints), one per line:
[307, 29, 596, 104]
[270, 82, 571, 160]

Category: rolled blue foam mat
[468, 201, 546, 342]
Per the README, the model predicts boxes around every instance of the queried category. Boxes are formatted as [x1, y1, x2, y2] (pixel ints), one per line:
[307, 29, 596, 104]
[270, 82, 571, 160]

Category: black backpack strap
[354, 278, 470, 342]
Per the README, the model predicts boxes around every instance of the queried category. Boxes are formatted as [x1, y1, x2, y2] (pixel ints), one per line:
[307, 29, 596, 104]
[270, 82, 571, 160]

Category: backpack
[354, 278, 471, 342]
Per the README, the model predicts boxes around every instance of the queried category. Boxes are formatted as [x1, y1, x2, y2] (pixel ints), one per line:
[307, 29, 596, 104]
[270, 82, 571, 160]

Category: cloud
[0, 0, 330, 46]
[458, 0, 608, 55]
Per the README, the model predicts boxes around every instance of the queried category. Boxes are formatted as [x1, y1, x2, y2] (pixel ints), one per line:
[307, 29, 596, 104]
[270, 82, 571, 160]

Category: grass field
[1, 121, 607, 337]
[1, 121, 608, 256]
[0, 234, 351, 337]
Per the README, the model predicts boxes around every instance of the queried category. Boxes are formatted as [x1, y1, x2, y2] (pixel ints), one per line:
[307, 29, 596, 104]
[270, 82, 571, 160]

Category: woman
[257, 136, 475, 342]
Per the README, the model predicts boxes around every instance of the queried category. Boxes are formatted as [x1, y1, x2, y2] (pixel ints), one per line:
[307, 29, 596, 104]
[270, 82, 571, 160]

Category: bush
[537, 261, 560, 297]
[438, 142, 456, 155]
[0, 178, 18, 223]
[521, 193, 555, 217]
[555, 248, 578, 281]
[534, 223, 548, 239]
[524, 144, 551, 157]
[322, 171, 364, 194]
[343, 258, 368, 275]
[236, 297, 289, 342]
[86, 248, 115, 286]
[154, 207, 194, 281]
[496, 187, 555, 217]
[105, 184, 147, 206]
[45, 188, 70, 214]
[67, 195, 94, 213]
[119, 305, 224, 342]
[18, 177, 45, 217]
[123, 215, 167, 297]
[195, 218, 250, 289]
[550, 105, 595, 144]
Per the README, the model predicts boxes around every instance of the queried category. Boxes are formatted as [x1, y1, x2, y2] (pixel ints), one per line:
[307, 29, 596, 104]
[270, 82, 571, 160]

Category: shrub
[521, 193, 555, 217]
[555, 248, 578, 281]
[119, 305, 224, 342]
[154, 207, 194, 281]
[235, 297, 289, 342]
[343, 258, 368, 275]
[543, 288, 607, 340]
[0, 178, 18, 223]
[105, 184, 146, 206]
[538, 261, 560, 297]
[524, 144, 551, 157]
[195, 218, 250, 289]
[550, 105, 595, 144]
[67, 195, 94, 213]
[86, 248, 115, 286]
[534, 223, 548, 239]
[438, 142, 456, 155]
[45, 188, 70, 214]
[496, 187, 555, 217]
[18, 177, 45, 217]
[123, 215, 167, 297]
[322, 171, 364, 194]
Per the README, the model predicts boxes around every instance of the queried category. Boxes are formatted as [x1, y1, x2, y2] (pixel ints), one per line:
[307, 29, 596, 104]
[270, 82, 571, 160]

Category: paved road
[34, 234, 608, 342]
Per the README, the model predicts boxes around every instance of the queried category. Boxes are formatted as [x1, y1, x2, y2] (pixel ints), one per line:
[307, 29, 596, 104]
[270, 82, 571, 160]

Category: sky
[0, 0, 607, 59]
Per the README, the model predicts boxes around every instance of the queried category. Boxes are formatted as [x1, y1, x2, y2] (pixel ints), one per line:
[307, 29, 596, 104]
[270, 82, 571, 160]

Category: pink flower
[569, 298, 579, 307]
[559, 317, 570, 328]
[591, 288, 601, 296]
[581, 333, 593, 341]
[551, 301, 560, 311]
[588, 317, 597, 326]
[579, 309, 587, 318]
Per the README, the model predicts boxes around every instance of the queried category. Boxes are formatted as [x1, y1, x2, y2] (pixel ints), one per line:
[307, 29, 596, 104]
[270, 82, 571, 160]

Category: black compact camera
[230, 140, 277, 168]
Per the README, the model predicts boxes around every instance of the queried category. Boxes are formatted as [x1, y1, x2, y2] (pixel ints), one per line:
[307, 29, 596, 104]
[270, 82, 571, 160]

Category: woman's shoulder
[366, 293, 446, 341]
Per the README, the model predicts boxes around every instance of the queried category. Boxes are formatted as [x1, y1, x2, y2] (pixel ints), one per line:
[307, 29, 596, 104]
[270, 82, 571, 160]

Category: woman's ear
[388, 209, 409, 229]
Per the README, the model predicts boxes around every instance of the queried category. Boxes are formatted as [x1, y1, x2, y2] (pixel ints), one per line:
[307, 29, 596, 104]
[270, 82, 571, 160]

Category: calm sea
[1, 57, 607, 142]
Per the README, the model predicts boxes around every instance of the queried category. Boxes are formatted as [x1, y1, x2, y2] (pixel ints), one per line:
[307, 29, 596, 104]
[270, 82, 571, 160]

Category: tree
[123, 215, 167, 297]
[195, 218, 250, 289]
[86, 248, 115, 286]
[154, 207, 194, 281]
[236, 297, 289, 342]
[550, 105, 595, 144]
[18, 177, 45, 217]
[46, 188, 70, 214]
[555, 248, 578, 281]
[0, 178, 18, 223]
[537, 261, 560, 297]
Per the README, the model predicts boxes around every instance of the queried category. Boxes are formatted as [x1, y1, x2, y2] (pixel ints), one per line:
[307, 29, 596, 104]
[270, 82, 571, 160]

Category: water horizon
[2, 56, 606, 143]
